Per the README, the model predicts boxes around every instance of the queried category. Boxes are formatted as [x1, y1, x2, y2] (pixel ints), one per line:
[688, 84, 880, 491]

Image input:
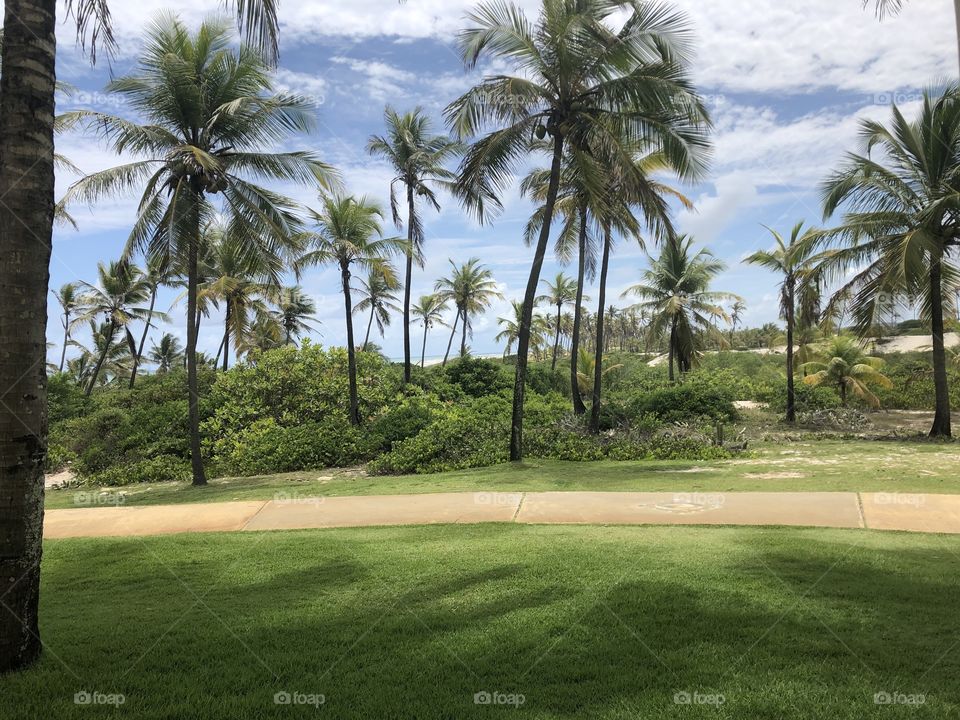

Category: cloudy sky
[51, 0, 957, 364]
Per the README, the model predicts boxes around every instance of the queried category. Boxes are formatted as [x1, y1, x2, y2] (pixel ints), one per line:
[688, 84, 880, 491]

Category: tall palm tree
[729, 300, 746, 345]
[53, 282, 81, 372]
[435, 258, 503, 361]
[149, 333, 184, 373]
[355, 266, 401, 350]
[801, 335, 893, 407]
[411, 294, 449, 367]
[624, 236, 738, 381]
[297, 195, 405, 425]
[446, 0, 710, 460]
[367, 107, 460, 382]
[62, 16, 336, 485]
[868, 1, 960, 73]
[745, 222, 821, 423]
[76, 261, 153, 396]
[820, 85, 960, 437]
[0, 0, 284, 675]
[273, 287, 319, 347]
[497, 300, 549, 358]
[537, 273, 579, 370]
[128, 252, 171, 388]
[238, 309, 285, 358]
[69, 320, 134, 388]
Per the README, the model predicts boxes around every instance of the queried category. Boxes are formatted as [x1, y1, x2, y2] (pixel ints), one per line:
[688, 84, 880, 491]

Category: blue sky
[50, 0, 958, 364]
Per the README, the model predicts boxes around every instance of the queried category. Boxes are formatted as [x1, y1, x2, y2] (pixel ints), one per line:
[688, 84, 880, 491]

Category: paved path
[43, 490, 960, 539]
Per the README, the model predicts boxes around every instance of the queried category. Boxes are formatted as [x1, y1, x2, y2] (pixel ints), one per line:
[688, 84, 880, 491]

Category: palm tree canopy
[62, 15, 337, 269]
[801, 335, 894, 407]
[745, 222, 823, 324]
[445, 0, 711, 222]
[355, 267, 402, 336]
[434, 257, 503, 335]
[411, 294, 449, 329]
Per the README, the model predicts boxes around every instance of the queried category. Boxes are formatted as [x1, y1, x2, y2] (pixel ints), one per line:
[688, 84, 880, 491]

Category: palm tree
[577, 349, 623, 396]
[200, 224, 279, 371]
[297, 195, 405, 425]
[446, 0, 710, 460]
[62, 16, 336, 485]
[745, 222, 821, 423]
[69, 319, 135, 388]
[801, 336, 893, 407]
[149, 333, 184, 373]
[537, 273, 579, 370]
[355, 266, 401, 350]
[53, 283, 81, 372]
[367, 107, 460, 383]
[273, 287, 319, 347]
[819, 85, 960, 437]
[0, 0, 284, 676]
[497, 300, 549, 358]
[624, 236, 738, 381]
[435, 258, 503, 361]
[729, 300, 746, 346]
[411, 294, 449, 368]
[868, 1, 960, 73]
[76, 261, 153, 396]
[238, 309, 285, 358]
[128, 252, 171, 388]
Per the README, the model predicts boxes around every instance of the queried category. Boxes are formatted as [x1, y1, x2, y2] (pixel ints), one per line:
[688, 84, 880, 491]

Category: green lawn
[2, 525, 958, 718]
[45, 440, 960, 509]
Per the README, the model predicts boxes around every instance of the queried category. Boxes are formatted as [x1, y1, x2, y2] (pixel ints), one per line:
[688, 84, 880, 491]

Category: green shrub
[218, 418, 376, 476]
[47, 372, 88, 424]
[445, 357, 511, 398]
[525, 364, 567, 395]
[93, 455, 192, 486]
[368, 396, 510, 474]
[759, 380, 842, 413]
[368, 394, 444, 451]
[626, 384, 738, 424]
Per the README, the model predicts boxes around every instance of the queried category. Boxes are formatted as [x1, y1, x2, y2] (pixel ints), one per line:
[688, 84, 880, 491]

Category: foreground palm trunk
[570, 204, 588, 416]
[511, 136, 564, 461]
[0, 0, 56, 673]
[403, 188, 415, 383]
[929, 251, 952, 437]
[589, 227, 612, 434]
[341, 266, 360, 425]
[186, 232, 208, 485]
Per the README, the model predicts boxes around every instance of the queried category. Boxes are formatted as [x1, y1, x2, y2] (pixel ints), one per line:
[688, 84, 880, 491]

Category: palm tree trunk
[0, 0, 57, 674]
[954, 0, 960, 75]
[551, 304, 561, 371]
[929, 249, 953, 437]
[443, 311, 460, 367]
[402, 186, 415, 383]
[785, 280, 796, 424]
[86, 319, 116, 396]
[589, 226, 612, 434]
[129, 287, 158, 388]
[511, 134, 565, 461]
[460, 314, 468, 357]
[186, 219, 208, 486]
[342, 266, 360, 425]
[222, 299, 231, 371]
[59, 313, 70, 372]
[668, 316, 677, 383]
[421, 323, 429, 368]
[363, 305, 375, 351]
[571, 202, 588, 416]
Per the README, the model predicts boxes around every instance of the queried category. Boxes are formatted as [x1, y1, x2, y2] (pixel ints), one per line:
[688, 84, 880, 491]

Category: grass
[44, 440, 960, 509]
[2, 524, 959, 718]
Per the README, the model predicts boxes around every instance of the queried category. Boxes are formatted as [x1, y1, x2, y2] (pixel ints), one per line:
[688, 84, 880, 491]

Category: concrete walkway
[43, 490, 960, 539]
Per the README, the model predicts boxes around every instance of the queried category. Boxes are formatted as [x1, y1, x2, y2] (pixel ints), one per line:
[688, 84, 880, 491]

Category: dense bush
[624, 383, 738, 424]
[216, 418, 377, 476]
[444, 357, 511, 398]
[368, 396, 511, 474]
[51, 369, 210, 483]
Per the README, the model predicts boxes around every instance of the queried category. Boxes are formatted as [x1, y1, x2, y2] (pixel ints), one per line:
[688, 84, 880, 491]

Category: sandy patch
[743, 472, 806, 480]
